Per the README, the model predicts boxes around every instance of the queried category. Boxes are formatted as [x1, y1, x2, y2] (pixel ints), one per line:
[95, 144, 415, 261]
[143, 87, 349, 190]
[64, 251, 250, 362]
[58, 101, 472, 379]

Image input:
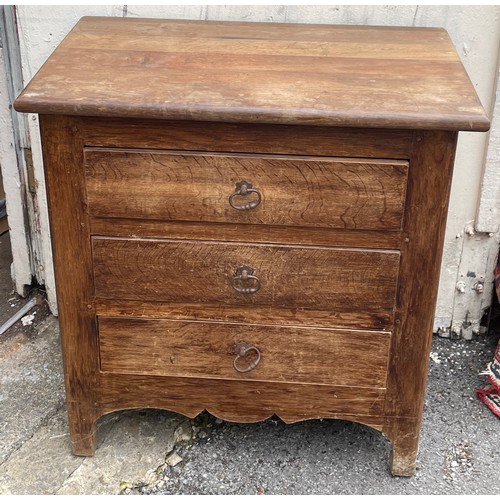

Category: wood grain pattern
[85, 149, 408, 231]
[14, 17, 489, 131]
[98, 317, 391, 387]
[95, 299, 394, 331]
[98, 372, 387, 422]
[39, 115, 100, 456]
[80, 118, 414, 159]
[89, 218, 403, 250]
[92, 238, 400, 330]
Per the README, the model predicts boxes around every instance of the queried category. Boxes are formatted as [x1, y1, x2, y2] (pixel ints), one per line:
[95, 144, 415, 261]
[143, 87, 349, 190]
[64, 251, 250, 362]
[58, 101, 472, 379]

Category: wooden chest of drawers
[14, 17, 489, 476]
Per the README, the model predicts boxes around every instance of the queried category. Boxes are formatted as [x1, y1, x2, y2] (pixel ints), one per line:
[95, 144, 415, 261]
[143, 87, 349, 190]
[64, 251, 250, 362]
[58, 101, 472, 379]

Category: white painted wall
[5, 5, 500, 335]
[0, 47, 31, 294]
[478, 63, 500, 235]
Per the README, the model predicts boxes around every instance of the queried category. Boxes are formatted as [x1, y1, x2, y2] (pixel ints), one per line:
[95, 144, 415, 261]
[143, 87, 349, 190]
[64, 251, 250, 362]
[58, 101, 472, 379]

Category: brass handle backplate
[231, 265, 260, 294]
[233, 341, 262, 373]
[228, 180, 262, 211]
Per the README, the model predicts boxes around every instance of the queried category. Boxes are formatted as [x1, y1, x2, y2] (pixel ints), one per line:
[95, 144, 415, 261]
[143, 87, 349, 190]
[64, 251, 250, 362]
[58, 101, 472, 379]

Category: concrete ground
[1, 232, 499, 494]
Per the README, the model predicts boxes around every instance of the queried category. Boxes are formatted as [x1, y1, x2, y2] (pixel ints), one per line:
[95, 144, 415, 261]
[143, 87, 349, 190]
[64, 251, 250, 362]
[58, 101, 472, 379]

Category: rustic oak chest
[14, 17, 489, 476]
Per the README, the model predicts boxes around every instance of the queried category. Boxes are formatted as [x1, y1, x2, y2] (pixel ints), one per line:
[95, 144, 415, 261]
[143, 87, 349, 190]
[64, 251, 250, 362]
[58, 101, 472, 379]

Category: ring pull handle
[229, 180, 262, 211]
[231, 265, 260, 294]
[233, 341, 262, 373]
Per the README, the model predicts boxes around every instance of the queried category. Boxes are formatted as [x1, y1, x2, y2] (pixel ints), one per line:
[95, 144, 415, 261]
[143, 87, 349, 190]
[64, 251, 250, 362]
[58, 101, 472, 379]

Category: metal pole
[0, 296, 37, 336]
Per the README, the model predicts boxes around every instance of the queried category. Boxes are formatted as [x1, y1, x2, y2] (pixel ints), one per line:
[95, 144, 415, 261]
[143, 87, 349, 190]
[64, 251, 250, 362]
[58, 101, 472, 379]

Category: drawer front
[92, 238, 400, 329]
[85, 149, 408, 231]
[99, 317, 391, 387]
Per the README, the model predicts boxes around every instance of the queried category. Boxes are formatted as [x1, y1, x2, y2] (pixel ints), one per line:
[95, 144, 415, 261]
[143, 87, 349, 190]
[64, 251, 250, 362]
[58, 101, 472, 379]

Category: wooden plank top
[14, 16, 489, 131]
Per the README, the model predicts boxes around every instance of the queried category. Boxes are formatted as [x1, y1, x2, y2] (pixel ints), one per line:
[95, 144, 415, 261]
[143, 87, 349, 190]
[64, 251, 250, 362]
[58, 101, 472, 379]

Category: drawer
[98, 317, 391, 387]
[92, 237, 400, 329]
[85, 149, 408, 231]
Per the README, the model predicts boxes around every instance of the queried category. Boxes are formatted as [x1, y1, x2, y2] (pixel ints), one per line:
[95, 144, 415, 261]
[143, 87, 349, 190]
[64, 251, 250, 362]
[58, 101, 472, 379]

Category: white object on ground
[21, 312, 36, 326]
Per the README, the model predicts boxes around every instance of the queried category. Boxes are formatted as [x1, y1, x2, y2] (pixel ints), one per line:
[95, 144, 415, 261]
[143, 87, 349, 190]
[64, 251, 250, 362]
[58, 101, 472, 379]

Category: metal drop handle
[231, 265, 260, 294]
[233, 341, 262, 373]
[228, 180, 262, 211]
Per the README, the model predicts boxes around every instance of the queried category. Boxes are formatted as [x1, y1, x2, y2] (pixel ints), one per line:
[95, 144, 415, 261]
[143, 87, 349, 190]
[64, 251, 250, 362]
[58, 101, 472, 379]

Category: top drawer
[85, 149, 408, 231]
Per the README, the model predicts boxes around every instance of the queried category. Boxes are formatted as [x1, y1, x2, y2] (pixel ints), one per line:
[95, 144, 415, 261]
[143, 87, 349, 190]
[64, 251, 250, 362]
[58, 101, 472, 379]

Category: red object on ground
[477, 254, 500, 417]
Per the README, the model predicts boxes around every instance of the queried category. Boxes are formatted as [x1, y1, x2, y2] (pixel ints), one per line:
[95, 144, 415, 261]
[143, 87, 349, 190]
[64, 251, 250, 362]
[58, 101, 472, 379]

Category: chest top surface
[14, 16, 489, 131]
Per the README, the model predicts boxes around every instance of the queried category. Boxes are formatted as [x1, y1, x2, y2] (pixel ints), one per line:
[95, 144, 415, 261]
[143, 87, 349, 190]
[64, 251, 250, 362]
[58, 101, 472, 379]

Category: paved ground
[1, 233, 499, 494]
[0, 232, 50, 360]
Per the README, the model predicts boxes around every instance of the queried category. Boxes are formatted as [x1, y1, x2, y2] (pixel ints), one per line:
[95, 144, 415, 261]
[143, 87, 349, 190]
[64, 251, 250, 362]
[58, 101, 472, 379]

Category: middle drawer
[92, 238, 400, 330]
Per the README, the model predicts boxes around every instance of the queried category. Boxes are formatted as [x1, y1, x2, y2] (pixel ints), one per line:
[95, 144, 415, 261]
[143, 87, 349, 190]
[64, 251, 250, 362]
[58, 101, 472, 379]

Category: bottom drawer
[98, 317, 391, 388]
